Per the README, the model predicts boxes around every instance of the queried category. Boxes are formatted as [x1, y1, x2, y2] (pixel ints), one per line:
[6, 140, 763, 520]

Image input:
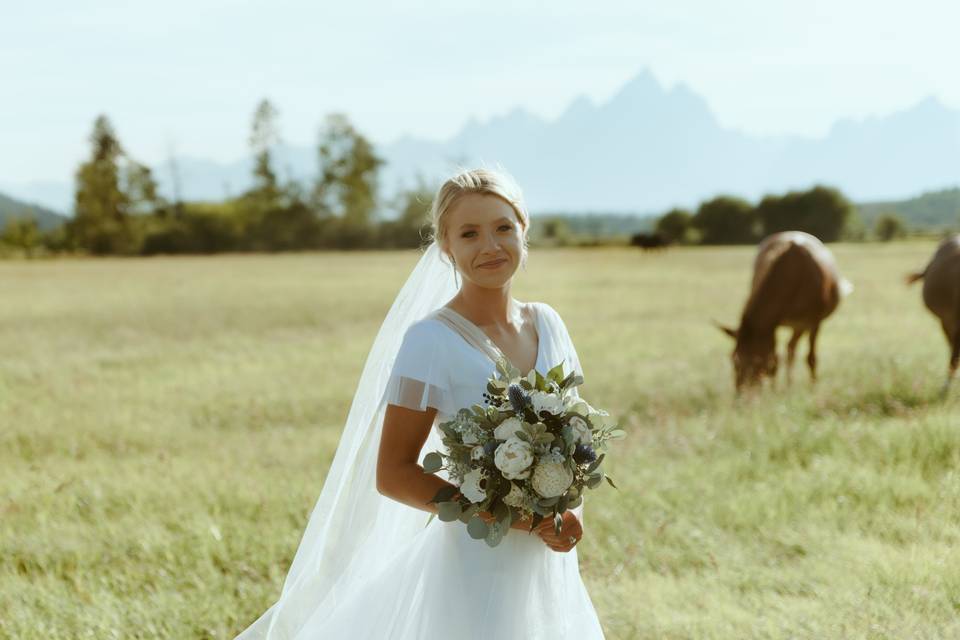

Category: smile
[478, 259, 507, 269]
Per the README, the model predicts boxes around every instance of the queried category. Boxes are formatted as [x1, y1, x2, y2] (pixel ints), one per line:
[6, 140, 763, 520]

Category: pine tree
[313, 113, 384, 241]
[71, 115, 133, 254]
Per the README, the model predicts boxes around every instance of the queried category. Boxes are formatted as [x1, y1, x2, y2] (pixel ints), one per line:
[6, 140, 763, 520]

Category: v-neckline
[441, 303, 543, 376]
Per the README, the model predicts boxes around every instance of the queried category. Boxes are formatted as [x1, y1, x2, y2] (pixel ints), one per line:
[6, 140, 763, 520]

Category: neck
[450, 281, 520, 329]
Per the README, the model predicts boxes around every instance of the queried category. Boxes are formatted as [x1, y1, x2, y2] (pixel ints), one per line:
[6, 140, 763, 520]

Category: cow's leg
[806, 324, 820, 384]
[943, 319, 960, 397]
[786, 329, 803, 386]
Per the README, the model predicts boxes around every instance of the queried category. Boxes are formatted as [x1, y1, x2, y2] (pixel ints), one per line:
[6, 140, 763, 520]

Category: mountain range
[0, 193, 67, 231]
[3, 69, 959, 216]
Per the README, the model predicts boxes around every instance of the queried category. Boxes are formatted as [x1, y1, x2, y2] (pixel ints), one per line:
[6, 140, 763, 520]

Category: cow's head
[717, 323, 777, 392]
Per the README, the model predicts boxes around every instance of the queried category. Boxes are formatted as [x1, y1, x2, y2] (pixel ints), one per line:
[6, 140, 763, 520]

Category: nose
[479, 228, 503, 253]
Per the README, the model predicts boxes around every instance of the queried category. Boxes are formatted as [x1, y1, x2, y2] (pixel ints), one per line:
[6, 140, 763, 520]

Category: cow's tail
[905, 269, 926, 286]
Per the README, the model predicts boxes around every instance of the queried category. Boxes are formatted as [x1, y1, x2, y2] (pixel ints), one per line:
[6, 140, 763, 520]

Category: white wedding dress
[236, 295, 605, 639]
[320, 302, 603, 638]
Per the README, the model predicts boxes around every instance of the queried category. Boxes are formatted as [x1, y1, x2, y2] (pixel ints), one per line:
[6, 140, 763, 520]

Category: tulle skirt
[300, 518, 605, 639]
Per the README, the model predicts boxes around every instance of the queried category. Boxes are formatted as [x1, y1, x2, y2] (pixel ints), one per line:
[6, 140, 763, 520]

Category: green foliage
[693, 195, 759, 245]
[757, 185, 853, 242]
[874, 213, 908, 242]
[376, 179, 433, 248]
[245, 99, 283, 215]
[654, 208, 693, 244]
[313, 113, 384, 238]
[69, 115, 137, 254]
[0, 217, 41, 257]
[857, 187, 960, 231]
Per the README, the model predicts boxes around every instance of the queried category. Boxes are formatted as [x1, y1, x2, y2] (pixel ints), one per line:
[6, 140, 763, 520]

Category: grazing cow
[717, 231, 853, 392]
[906, 235, 960, 393]
[630, 232, 669, 251]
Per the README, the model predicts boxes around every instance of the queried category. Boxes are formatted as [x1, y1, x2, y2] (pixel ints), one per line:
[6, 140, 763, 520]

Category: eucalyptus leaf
[568, 495, 583, 509]
[586, 453, 606, 474]
[492, 501, 510, 522]
[437, 501, 462, 522]
[605, 474, 619, 489]
[423, 452, 444, 474]
[458, 503, 480, 523]
[484, 520, 508, 547]
[607, 429, 627, 440]
[467, 516, 489, 540]
[532, 502, 554, 516]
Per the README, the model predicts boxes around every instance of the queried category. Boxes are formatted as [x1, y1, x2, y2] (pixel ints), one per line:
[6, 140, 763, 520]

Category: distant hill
[856, 187, 960, 230]
[0, 192, 67, 231]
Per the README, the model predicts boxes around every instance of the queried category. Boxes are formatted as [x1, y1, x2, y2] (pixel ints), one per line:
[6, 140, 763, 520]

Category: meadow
[2, 242, 959, 639]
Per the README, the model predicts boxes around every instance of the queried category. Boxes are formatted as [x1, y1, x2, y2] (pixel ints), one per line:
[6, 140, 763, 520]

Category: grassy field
[2, 243, 959, 639]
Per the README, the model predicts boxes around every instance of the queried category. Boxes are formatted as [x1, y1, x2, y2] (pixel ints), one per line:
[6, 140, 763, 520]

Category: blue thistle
[573, 443, 597, 465]
[507, 383, 528, 413]
[483, 441, 499, 458]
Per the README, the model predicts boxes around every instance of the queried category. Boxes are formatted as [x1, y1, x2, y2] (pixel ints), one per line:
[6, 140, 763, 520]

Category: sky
[2, 0, 958, 186]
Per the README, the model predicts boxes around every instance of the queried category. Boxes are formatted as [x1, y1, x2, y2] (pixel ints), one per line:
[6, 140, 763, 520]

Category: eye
[498, 224, 514, 232]
[461, 231, 477, 238]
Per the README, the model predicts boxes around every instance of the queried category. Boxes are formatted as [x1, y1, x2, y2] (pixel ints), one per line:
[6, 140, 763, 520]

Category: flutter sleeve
[382, 320, 456, 415]
[540, 303, 584, 394]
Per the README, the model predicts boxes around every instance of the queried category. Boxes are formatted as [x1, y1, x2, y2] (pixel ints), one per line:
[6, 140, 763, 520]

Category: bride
[235, 168, 605, 639]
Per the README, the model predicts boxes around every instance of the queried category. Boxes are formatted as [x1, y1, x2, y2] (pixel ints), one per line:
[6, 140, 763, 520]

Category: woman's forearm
[377, 462, 456, 515]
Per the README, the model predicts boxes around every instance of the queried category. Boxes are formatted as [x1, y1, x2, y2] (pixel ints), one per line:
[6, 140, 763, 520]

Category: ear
[713, 321, 738, 340]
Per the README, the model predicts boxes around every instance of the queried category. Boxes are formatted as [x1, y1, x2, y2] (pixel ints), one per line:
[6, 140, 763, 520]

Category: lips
[478, 259, 507, 269]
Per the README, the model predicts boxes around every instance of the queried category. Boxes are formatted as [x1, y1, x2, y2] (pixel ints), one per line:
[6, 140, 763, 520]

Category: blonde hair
[427, 168, 530, 261]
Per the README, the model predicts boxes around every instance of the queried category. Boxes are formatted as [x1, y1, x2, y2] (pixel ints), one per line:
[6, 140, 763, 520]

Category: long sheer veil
[236, 241, 458, 639]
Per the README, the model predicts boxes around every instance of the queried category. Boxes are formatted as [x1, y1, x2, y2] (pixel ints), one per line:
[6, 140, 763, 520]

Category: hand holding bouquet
[422, 358, 625, 547]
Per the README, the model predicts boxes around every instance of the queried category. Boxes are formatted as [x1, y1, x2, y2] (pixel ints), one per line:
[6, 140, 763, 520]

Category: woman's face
[442, 193, 526, 289]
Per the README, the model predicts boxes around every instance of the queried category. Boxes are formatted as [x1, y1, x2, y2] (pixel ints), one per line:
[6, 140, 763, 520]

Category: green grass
[3, 243, 959, 639]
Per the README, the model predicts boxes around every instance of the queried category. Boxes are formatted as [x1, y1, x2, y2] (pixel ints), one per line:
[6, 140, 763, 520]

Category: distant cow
[907, 235, 960, 393]
[630, 232, 669, 251]
[717, 231, 853, 392]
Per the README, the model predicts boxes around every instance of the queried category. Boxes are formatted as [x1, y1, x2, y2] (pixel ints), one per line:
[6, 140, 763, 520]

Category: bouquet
[422, 357, 625, 547]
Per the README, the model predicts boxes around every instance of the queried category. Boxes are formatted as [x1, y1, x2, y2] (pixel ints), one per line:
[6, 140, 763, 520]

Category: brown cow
[718, 231, 853, 392]
[907, 235, 960, 393]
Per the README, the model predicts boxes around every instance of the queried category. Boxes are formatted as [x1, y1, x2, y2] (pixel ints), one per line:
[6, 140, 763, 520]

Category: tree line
[652, 187, 910, 245]
[2, 100, 433, 256]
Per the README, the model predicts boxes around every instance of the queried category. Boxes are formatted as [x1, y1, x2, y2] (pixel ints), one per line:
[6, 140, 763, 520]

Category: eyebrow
[458, 217, 513, 230]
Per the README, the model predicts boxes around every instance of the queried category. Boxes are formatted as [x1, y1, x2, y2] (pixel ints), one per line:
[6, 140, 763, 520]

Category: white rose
[568, 415, 592, 445]
[531, 461, 574, 498]
[530, 391, 564, 416]
[494, 417, 525, 441]
[494, 437, 534, 480]
[502, 482, 528, 508]
[460, 467, 487, 503]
